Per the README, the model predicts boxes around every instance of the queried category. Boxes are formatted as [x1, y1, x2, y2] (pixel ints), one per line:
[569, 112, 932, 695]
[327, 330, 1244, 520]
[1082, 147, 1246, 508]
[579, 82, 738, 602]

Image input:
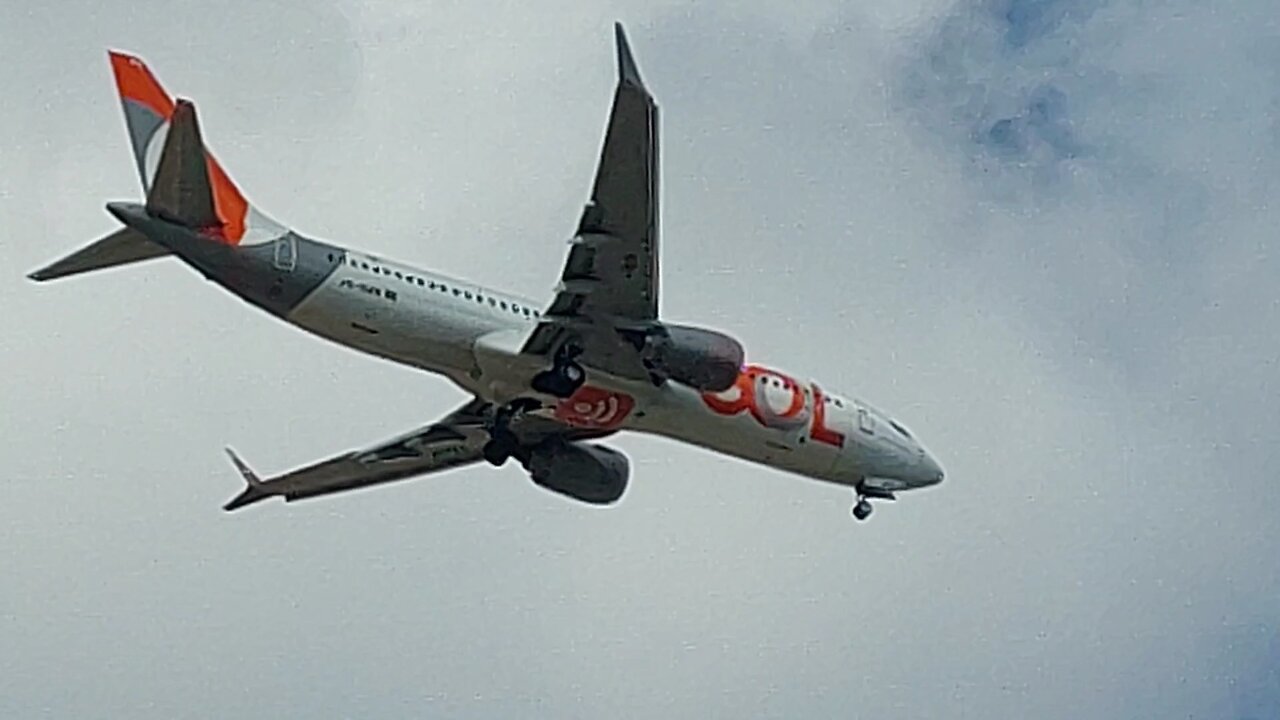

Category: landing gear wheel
[561, 361, 585, 386]
[482, 438, 512, 467]
[483, 398, 540, 467]
[852, 499, 873, 521]
[531, 359, 586, 398]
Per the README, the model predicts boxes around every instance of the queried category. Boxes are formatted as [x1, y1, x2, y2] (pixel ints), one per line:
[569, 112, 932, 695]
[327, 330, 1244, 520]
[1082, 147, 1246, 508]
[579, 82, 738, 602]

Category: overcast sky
[3, 0, 1278, 717]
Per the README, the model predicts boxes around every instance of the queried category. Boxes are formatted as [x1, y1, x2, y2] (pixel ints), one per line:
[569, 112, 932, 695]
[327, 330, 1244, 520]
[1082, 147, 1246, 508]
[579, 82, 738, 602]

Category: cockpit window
[889, 420, 912, 439]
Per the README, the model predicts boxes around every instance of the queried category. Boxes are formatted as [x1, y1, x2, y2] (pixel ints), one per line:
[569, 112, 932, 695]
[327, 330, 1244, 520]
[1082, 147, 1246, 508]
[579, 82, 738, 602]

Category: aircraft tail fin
[108, 50, 282, 245]
[109, 50, 175, 194]
[27, 52, 288, 283]
[27, 227, 169, 282]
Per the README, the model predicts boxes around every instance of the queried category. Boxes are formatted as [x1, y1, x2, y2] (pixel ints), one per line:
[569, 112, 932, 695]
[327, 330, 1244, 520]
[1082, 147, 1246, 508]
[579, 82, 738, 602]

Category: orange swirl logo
[555, 386, 636, 430]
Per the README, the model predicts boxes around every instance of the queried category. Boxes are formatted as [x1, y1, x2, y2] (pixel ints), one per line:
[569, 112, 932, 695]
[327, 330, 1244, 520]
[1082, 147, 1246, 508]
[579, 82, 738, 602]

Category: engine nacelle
[526, 439, 630, 505]
[642, 324, 744, 393]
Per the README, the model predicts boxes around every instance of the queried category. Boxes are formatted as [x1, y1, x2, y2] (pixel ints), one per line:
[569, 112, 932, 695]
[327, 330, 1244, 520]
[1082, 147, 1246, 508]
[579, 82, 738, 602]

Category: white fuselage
[286, 250, 939, 493]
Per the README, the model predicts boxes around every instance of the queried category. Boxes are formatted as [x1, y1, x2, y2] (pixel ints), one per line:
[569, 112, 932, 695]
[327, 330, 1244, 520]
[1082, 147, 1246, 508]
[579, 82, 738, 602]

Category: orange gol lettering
[701, 365, 846, 447]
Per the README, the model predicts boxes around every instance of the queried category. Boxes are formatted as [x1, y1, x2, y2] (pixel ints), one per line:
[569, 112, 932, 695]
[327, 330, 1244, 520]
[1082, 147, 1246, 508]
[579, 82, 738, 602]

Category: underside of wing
[223, 400, 491, 510]
[222, 399, 611, 511]
[523, 24, 660, 380]
[551, 29, 659, 322]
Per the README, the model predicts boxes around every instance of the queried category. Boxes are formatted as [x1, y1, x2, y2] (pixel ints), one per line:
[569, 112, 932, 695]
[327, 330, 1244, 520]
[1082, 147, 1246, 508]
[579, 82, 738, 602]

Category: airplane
[28, 24, 944, 521]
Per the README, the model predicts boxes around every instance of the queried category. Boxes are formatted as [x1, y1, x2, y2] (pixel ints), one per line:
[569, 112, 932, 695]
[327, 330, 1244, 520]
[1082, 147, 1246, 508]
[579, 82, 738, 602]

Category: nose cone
[918, 448, 945, 487]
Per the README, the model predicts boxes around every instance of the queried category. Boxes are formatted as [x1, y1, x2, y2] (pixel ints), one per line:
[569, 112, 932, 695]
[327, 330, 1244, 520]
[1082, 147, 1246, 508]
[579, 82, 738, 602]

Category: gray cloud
[2, 0, 1277, 717]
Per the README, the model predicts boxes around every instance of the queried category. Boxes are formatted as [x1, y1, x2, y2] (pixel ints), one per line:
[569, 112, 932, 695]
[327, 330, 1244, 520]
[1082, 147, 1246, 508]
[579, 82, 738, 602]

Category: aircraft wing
[222, 398, 598, 511]
[523, 24, 659, 380]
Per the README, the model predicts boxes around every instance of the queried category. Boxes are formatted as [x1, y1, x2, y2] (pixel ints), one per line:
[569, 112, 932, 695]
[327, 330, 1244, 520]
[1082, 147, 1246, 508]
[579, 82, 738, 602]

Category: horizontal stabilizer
[27, 226, 170, 282]
[146, 99, 220, 231]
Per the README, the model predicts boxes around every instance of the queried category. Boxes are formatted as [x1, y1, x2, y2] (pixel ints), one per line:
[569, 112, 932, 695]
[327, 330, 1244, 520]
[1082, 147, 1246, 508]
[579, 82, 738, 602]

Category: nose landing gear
[851, 483, 896, 522]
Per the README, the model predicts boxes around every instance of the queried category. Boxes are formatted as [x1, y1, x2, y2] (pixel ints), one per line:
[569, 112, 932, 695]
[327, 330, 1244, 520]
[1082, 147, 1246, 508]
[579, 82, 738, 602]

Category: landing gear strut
[531, 343, 586, 398]
[851, 482, 895, 522]
[482, 398, 540, 467]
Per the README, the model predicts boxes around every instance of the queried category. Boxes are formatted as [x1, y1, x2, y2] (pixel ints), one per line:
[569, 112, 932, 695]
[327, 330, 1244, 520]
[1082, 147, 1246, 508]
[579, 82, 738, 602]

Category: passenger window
[500, 301, 508, 310]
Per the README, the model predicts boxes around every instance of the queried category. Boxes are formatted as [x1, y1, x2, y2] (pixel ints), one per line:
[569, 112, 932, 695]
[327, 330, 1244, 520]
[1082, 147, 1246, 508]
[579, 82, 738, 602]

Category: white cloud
[2, 0, 1277, 717]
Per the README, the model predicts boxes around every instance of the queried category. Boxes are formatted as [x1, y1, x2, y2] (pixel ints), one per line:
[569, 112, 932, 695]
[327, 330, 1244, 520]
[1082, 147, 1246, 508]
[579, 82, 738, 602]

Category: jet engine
[639, 324, 744, 392]
[525, 439, 630, 505]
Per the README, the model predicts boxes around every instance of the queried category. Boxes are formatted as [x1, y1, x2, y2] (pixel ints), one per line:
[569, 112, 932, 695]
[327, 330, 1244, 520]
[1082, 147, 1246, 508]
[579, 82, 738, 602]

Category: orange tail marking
[108, 51, 248, 244]
[109, 51, 175, 118]
[207, 162, 247, 242]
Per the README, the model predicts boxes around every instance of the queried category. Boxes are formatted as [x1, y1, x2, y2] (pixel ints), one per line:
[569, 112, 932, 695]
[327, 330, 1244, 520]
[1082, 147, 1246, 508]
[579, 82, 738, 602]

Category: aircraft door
[273, 234, 297, 272]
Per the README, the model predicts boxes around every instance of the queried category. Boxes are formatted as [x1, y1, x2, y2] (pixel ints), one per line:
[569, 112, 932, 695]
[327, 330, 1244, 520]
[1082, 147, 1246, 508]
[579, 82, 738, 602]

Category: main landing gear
[485, 342, 587, 467]
[852, 498, 874, 521]
[530, 343, 587, 399]
[482, 398, 541, 467]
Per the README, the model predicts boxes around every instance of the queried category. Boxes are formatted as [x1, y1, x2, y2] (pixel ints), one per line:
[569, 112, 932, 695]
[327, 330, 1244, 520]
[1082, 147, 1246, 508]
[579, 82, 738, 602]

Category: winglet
[615, 22, 645, 88]
[223, 447, 275, 511]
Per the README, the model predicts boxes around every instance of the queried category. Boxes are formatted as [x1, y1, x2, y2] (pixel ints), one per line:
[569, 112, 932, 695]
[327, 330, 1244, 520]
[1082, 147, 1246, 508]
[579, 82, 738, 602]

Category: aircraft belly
[470, 328, 551, 402]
